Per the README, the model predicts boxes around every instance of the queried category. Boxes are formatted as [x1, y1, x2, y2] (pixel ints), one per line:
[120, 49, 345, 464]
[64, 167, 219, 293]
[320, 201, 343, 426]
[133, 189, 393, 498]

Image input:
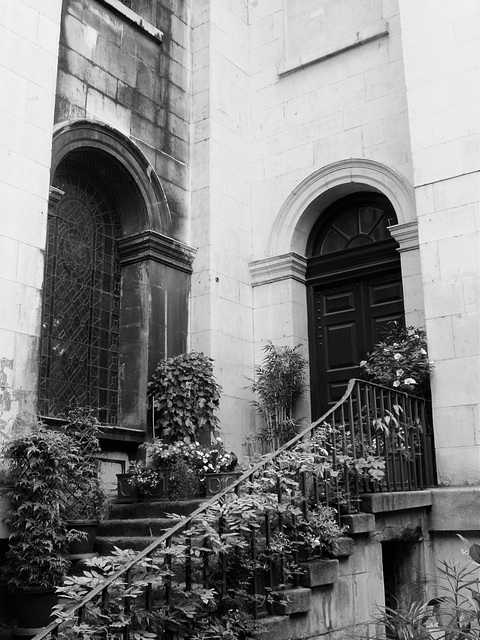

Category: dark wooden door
[309, 269, 404, 417]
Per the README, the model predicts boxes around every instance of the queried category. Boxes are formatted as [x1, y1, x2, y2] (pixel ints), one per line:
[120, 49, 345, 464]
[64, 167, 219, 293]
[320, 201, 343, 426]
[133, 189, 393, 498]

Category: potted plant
[203, 437, 240, 497]
[118, 351, 229, 502]
[1, 419, 79, 636]
[148, 351, 222, 444]
[62, 407, 106, 558]
[246, 341, 308, 453]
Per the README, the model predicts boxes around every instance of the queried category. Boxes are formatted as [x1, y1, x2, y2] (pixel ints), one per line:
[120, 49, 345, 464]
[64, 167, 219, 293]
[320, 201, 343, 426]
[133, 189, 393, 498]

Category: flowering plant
[128, 438, 238, 497]
[360, 323, 432, 394]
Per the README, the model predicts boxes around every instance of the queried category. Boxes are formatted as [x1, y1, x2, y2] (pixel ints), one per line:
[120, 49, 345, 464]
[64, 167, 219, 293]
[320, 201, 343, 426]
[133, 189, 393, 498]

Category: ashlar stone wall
[399, 0, 480, 484]
[0, 0, 63, 438]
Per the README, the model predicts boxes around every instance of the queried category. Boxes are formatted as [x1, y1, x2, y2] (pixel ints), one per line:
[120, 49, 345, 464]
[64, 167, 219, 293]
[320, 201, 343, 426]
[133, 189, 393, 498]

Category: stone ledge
[341, 513, 376, 534]
[298, 558, 339, 588]
[272, 587, 311, 616]
[360, 490, 432, 514]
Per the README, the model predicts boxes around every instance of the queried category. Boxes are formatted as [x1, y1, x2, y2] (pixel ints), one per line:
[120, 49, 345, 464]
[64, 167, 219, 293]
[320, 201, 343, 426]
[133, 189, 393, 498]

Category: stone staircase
[94, 498, 205, 554]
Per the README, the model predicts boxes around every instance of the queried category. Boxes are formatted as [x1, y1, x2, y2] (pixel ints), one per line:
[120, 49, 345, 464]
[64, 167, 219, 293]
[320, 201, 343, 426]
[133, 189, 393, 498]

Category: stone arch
[52, 119, 171, 235]
[269, 159, 416, 257]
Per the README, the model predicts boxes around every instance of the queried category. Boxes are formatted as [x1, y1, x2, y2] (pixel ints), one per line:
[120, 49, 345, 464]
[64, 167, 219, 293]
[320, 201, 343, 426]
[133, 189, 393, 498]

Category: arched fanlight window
[308, 193, 397, 258]
[38, 162, 121, 424]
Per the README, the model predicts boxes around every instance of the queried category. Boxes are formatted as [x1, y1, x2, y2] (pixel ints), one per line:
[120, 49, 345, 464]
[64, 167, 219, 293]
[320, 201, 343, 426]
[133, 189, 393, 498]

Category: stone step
[98, 518, 179, 537]
[108, 498, 205, 520]
[95, 535, 161, 554]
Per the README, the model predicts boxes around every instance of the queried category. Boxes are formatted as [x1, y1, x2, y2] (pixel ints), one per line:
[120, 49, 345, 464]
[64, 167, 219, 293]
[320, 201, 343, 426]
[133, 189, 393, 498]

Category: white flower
[396, 369, 404, 377]
[394, 353, 402, 360]
[404, 378, 417, 385]
[393, 380, 400, 387]
[360, 360, 367, 367]
[420, 348, 427, 355]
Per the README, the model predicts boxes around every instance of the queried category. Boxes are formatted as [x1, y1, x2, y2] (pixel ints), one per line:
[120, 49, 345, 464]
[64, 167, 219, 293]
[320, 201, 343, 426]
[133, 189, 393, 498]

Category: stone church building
[0, 0, 479, 616]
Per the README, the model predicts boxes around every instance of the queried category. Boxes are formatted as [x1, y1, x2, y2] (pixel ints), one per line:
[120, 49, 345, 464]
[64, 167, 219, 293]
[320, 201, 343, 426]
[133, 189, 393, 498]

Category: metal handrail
[33, 378, 436, 639]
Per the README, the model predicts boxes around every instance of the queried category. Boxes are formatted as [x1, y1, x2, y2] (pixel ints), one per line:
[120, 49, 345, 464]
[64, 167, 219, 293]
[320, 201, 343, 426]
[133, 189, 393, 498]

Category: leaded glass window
[38, 167, 121, 424]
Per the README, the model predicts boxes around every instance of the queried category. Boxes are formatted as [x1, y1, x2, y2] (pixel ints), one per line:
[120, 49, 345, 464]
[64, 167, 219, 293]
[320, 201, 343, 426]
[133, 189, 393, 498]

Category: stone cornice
[249, 253, 307, 287]
[388, 220, 419, 252]
[49, 185, 64, 206]
[118, 231, 196, 273]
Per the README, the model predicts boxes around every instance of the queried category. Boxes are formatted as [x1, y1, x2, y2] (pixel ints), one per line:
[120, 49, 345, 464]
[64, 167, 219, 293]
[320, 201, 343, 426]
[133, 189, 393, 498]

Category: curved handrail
[33, 378, 433, 639]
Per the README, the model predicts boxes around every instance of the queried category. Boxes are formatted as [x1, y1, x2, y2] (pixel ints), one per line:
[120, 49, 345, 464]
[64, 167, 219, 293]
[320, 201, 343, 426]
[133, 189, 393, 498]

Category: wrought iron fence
[32, 379, 436, 639]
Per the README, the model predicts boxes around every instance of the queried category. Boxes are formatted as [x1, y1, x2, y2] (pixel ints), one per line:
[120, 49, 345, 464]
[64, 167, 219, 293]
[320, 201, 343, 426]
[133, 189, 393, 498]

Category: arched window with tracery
[38, 161, 121, 424]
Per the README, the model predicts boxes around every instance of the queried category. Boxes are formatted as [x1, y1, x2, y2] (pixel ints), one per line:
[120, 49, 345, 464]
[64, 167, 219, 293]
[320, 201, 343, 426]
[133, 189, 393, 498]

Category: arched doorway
[306, 192, 404, 418]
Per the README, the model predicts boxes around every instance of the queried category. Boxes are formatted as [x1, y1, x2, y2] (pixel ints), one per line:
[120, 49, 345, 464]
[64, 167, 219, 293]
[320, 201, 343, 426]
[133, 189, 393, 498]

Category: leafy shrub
[2, 423, 79, 588]
[360, 323, 432, 394]
[62, 406, 105, 521]
[246, 342, 308, 452]
[148, 352, 222, 442]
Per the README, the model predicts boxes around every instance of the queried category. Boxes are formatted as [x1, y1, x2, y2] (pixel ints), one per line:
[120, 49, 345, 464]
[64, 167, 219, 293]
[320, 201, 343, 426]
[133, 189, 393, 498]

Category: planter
[117, 472, 169, 502]
[0, 581, 13, 623]
[117, 473, 139, 503]
[13, 586, 58, 639]
[204, 472, 242, 497]
[67, 520, 99, 559]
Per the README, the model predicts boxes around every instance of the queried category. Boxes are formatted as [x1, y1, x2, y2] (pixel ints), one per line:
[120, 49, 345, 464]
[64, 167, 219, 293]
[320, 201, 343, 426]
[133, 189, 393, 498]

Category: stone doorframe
[249, 159, 425, 423]
[45, 120, 196, 439]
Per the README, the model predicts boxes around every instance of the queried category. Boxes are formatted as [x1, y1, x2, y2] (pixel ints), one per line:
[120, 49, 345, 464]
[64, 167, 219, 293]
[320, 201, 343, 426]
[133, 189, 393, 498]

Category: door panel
[310, 270, 404, 417]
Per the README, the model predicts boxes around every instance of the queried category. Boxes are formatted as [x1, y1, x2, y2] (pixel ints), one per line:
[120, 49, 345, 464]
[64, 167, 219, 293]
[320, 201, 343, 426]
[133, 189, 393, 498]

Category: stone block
[16, 244, 45, 289]
[430, 487, 480, 532]
[435, 447, 480, 487]
[0, 237, 18, 283]
[330, 536, 355, 558]
[272, 587, 311, 616]
[432, 357, 479, 407]
[259, 615, 292, 640]
[298, 558, 339, 588]
[341, 514, 376, 535]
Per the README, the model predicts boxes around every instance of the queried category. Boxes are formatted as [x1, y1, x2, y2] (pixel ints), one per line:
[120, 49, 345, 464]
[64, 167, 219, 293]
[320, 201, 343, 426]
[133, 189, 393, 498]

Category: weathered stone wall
[0, 0, 62, 438]
[190, 0, 255, 453]
[398, 0, 480, 484]
[56, 0, 191, 240]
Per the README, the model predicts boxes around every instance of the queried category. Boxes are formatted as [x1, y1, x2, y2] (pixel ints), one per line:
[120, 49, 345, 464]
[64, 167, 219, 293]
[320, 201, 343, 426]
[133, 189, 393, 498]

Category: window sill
[98, 0, 163, 43]
[278, 21, 389, 77]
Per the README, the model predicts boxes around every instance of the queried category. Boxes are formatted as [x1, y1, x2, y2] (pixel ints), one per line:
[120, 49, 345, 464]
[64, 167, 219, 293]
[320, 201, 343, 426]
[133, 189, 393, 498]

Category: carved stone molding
[388, 220, 419, 252]
[249, 253, 307, 287]
[49, 185, 64, 206]
[118, 231, 196, 273]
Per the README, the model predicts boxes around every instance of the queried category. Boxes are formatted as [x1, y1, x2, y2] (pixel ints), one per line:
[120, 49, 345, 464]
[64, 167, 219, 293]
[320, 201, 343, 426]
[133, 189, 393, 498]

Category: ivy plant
[148, 352, 222, 442]
[62, 406, 106, 521]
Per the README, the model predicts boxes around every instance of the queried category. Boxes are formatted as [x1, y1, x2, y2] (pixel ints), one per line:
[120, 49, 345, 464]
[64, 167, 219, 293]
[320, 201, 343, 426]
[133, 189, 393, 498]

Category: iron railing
[32, 379, 436, 639]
